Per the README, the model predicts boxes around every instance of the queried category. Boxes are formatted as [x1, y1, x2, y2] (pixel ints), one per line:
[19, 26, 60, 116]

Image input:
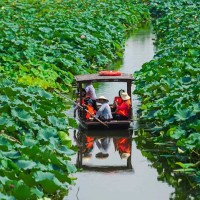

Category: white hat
[121, 92, 130, 100]
[96, 96, 109, 102]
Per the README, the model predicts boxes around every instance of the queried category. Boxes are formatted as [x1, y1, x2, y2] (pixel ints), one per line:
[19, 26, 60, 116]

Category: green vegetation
[0, 0, 150, 199]
[0, 0, 149, 91]
[0, 79, 77, 199]
[134, 0, 200, 196]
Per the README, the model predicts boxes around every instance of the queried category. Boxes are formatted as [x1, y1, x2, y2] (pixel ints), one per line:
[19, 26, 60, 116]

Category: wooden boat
[74, 71, 134, 130]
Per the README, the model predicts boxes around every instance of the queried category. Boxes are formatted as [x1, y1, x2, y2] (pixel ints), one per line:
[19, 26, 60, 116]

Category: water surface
[64, 26, 174, 200]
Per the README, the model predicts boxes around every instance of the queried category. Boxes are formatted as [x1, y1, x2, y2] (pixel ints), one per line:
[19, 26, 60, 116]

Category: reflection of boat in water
[74, 129, 133, 169]
[74, 73, 133, 130]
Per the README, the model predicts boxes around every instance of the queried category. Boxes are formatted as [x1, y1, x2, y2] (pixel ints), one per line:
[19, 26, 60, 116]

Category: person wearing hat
[112, 89, 125, 112]
[113, 92, 131, 120]
[95, 96, 113, 121]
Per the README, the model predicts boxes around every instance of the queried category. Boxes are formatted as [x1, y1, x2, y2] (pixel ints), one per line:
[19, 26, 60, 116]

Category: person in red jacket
[112, 89, 125, 112]
[113, 92, 131, 120]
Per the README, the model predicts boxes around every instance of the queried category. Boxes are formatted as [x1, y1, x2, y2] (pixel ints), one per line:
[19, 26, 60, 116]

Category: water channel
[64, 26, 175, 200]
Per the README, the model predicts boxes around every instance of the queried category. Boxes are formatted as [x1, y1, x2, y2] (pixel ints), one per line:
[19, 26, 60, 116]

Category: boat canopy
[75, 73, 134, 83]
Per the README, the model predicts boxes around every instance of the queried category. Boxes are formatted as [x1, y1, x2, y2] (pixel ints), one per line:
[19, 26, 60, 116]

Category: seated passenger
[95, 96, 113, 121]
[112, 89, 125, 112]
[84, 98, 96, 120]
[113, 92, 131, 120]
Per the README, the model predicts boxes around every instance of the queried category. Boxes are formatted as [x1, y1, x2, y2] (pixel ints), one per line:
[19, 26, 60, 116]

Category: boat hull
[78, 119, 131, 130]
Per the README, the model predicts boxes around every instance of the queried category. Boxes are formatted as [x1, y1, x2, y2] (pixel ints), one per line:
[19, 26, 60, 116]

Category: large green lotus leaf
[48, 115, 68, 130]
[13, 184, 32, 200]
[23, 138, 38, 147]
[30, 187, 43, 199]
[58, 131, 72, 147]
[11, 108, 34, 122]
[0, 193, 14, 200]
[0, 116, 9, 126]
[0, 95, 10, 103]
[189, 120, 200, 132]
[38, 128, 57, 141]
[15, 160, 37, 170]
[66, 161, 77, 174]
[19, 173, 35, 187]
[0, 176, 9, 185]
[174, 108, 195, 121]
[68, 117, 78, 128]
[168, 127, 186, 140]
[28, 122, 41, 130]
[57, 145, 75, 156]
[34, 171, 65, 193]
[193, 103, 200, 113]
[38, 89, 53, 100]
[4, 159, 19, 171]
[2, 151, 20, 159]
[186, 133, 200, 145]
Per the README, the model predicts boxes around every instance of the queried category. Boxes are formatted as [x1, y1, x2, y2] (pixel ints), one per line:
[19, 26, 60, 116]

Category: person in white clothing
[95, 96, 113, 121]
[84, 81, 97, 100]
[84, 81, 97, 110]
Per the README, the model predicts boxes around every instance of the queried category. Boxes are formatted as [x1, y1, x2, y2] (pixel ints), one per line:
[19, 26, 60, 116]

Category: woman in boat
[113, 92, 131, 120]
[112, 89, 125, 112]
[94, 96, 113, 121]
[84, 81, 97, 110]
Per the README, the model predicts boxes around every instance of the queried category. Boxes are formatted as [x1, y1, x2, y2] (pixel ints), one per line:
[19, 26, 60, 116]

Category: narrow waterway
[64, 26, 174, 200]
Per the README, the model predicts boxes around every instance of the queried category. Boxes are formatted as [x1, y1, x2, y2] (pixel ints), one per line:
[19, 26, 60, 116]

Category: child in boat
[84, 98, 96, 121]
[94, 96, 113, 121]
[113, 92, 131, 120]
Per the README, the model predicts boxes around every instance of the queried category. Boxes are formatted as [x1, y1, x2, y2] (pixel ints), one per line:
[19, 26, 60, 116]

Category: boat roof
[75, 73, 134, 83]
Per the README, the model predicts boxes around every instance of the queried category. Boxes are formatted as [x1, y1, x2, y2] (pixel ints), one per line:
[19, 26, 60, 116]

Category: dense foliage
[135, 132, 199, 199]
[0, 0, 149, 91]
[0, 79, 77, 199]
[134, 0, 200, 193]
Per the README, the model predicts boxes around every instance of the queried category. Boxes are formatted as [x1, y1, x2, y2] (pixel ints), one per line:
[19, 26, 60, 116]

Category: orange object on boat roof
[99, 70, 122, 76]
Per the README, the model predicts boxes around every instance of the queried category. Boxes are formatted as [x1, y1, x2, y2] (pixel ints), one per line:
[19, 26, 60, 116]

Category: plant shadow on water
[134, 129, 200, 200]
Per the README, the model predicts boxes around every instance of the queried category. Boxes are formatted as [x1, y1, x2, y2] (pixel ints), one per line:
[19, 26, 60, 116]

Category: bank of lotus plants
[0, 0, 149, 91]
[0, 79, 78, 199]
[134, 0, 200, 194]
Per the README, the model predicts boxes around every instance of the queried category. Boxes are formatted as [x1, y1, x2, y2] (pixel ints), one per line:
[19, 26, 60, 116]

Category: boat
[74, 71, 134, 130]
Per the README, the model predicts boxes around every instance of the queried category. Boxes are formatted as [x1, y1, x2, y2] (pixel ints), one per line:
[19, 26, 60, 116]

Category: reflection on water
[134, 132, 200, 200]
[74, 129, 133, 170]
